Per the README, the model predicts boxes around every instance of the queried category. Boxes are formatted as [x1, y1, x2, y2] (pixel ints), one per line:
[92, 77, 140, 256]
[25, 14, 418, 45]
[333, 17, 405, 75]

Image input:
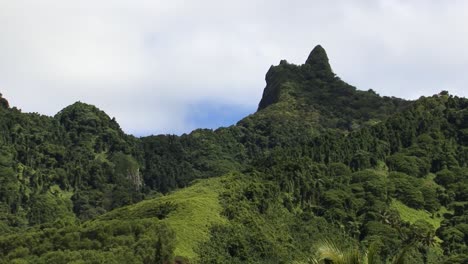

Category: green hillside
[97, 176, 229, 260]
[0, 46, 467, 263]
[0, 175, 229, 263]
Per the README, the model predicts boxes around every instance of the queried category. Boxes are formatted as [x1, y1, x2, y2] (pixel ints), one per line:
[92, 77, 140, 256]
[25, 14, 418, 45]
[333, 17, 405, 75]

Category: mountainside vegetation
[0, 46, 467, 263]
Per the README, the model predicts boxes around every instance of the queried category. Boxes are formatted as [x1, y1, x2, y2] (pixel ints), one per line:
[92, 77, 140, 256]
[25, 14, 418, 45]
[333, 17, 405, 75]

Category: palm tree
[306, 239, 411, 264]
[410, 220, 437, 264]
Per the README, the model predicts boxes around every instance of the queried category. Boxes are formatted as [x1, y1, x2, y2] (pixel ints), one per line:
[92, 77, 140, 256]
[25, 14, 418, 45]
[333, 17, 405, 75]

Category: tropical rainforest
[0, 45, 467, 263]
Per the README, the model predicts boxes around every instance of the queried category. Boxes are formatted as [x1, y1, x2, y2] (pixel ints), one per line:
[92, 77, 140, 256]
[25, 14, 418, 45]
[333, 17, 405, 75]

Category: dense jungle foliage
[0, 45, 467, 263]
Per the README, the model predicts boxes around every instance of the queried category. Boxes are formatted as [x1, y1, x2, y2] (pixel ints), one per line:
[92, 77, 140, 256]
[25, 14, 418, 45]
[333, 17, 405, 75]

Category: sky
[1, 0, 467, 136]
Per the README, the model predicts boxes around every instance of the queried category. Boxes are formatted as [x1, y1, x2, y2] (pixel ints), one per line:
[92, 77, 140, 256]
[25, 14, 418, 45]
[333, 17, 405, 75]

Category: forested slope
[0, 46, 467, 263]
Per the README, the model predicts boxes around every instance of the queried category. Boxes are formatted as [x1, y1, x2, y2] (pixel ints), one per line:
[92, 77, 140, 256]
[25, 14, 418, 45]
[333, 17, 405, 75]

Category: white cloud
[1, 0, 467, 135]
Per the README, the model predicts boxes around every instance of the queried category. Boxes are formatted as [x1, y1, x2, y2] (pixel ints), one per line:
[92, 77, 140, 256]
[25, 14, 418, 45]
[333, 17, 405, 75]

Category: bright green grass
[97, 175, 230, 261]
[159, 177, 228, 260]
[390, 199, 449, 229]
[391, 199, 451, 257]
[391, 174, 449, 230]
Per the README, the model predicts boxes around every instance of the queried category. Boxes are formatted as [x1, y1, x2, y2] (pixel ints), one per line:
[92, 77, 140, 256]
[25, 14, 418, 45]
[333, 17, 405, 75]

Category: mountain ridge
[0, 46, 467, 263]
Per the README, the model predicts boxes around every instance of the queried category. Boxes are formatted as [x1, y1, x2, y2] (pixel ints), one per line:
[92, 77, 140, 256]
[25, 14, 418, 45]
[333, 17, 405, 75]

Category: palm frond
[342, 247, 362, 264]
[313, 239, 346, 264]
[309, 239, 415, 264]
[390, 243, 413, 264]
[365, 241, 381, 264]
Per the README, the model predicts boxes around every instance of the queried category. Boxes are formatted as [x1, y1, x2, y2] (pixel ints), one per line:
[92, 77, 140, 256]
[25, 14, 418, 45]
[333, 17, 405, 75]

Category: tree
[308, 239, 412, 264]
[410, 220, 437, 264]
[154, 223, 176, 264]
[0, 93, 9, 109]
[0, 147, 19, 212]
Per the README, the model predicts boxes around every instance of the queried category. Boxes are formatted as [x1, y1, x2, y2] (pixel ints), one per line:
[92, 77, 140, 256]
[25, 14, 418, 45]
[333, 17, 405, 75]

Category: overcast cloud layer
[1, 0, 467, 136]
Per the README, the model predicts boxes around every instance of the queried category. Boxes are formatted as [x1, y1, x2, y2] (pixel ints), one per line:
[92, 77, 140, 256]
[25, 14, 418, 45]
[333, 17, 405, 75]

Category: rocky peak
[0, 93, 10, 109]
[257, 45, 334, 111]
[305, 45, 333, 75]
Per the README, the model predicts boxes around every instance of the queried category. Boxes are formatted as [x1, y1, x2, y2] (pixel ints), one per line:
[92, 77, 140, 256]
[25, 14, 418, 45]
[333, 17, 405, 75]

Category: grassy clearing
[390, 199, 449, 229]
[96, 175, 230, 261]
[390, 199, 451, 258]
[160, 177, 228, 260]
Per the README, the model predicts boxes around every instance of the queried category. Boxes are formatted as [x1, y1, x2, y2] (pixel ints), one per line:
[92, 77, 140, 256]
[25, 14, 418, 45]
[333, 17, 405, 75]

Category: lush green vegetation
[0, 46, 467, 263]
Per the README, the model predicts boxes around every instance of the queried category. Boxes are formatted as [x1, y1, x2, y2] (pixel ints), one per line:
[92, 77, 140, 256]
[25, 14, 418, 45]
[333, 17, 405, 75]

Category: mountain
[257, 45, 409, 130]
[0, 46, 467, 263]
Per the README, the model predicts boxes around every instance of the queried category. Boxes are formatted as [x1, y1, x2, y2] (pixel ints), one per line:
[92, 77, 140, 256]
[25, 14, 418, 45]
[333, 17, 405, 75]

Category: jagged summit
[256, 45, 410, 128]
[257, 45, 336, 111]
[0, 93, 9, 109]
[305, 45, 332, 74]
